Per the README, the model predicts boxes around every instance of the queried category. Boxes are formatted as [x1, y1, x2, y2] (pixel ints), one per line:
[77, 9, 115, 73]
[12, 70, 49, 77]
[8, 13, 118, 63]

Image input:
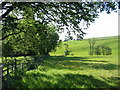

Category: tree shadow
[54, 73, 114, 88]
[91, 63, 118, 70]
[44, 56, 118, 70]
[47, 56, 109, 62]
[47, 56, 88, 61]
[20, 72, 115, 88]
[77, 59, 108, 62]
[100, 76, 120, 88]
[8, 56, 119, 88]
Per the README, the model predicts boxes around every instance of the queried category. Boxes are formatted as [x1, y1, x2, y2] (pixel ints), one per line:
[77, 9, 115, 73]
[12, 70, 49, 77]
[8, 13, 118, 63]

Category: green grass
[9, 36, 119, 88]
[50, 35, 118, 56]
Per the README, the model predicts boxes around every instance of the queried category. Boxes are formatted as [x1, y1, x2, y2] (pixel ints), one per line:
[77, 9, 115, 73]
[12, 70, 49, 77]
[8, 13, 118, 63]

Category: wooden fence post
[12, 63, 14, 72]
[1, 58, 34, 88]
[6, 62, 9, 88]
[0, 65, 3, 90]
[14, 59, 17, 70]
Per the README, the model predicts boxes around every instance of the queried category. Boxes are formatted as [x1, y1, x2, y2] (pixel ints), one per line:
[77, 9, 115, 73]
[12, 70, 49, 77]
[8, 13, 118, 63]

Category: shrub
[94, 46, 102, 55]
[94, 45, 112, 55]
[64, 43, 71, 56]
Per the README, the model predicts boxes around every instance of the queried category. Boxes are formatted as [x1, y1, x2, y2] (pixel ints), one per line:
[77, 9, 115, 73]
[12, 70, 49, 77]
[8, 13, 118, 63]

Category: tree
[1, 2, 117, 40]
[104, 46, 112, 55]
[108, 48, 112, 55]
[88, 38, 96, 55]
[2, 19, 59, 57]
[94, 46, 102, 55]
[94, 45, 112, 55]
[64, 43, 71, 56]
[101, 45, 106, 55]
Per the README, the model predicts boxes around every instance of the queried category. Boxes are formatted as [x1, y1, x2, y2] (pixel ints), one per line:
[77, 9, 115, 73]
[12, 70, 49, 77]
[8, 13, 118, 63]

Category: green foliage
[2, 18, 59, 56]
[64, 43, 71, 56]
[88, 38, 97, 55]
[101, 45, 112, 55]
[57, 40, 62, 48]
[94, 46, 102, 55]
[94, 45, 112, 55]
[2, 42, 14, 57]
[1, 2, 117, 40]
[88, 38, 112, 56]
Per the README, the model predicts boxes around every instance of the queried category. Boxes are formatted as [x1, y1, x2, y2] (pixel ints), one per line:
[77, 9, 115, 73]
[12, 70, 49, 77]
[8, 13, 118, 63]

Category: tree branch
[1, 6, 13, 19]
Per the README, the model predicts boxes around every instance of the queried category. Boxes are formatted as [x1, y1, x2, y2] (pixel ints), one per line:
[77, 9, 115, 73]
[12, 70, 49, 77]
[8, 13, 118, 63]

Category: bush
[94, 46, 102, 55]
[64, 50, 71, 56]
[64, 43, 71, 56]
[94, 45, 112, 55]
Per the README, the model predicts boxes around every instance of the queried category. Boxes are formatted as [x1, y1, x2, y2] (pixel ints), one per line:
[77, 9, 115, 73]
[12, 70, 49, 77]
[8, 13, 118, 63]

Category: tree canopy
[1, 2, 117, 40]
[2, 20, 59, 56]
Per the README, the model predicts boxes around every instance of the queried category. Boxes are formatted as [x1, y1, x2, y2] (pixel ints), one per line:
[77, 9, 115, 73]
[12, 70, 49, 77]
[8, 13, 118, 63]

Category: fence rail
[0, 65, 3, 90]
[0, 56, 45, 89]
[0, 58, 32, 88]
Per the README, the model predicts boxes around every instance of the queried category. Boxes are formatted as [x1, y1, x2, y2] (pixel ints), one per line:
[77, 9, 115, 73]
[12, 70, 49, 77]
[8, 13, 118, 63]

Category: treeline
[88, 38, 112, 55]
[94, 45, 112, 55]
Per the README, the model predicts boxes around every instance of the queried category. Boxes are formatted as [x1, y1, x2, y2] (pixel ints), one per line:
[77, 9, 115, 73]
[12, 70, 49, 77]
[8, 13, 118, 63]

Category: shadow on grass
[16, 72, 115, 88]
[100, 76, 120, 88]
[43, 56, 118, 70]
[47, 56, 109, 62]
[8, 56, 119, 88]
[54, 74, 114, 88]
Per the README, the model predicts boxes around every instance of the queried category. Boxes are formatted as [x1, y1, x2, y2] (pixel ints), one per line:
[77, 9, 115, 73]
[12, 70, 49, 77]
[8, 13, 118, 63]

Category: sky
[59, 11, 118, 40]
[84, 11, 118, 39]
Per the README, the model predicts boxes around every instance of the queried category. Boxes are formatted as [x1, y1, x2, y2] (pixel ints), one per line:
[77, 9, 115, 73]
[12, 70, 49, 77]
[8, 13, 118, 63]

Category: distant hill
[50, 35, 118, 56]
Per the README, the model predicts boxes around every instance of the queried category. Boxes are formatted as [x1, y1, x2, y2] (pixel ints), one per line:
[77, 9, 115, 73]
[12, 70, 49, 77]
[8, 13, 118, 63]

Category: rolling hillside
[50, 35, 118, 56]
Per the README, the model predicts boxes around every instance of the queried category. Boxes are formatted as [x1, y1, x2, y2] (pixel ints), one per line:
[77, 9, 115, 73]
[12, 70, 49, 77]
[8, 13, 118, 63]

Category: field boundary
[0, 58, 32, 88]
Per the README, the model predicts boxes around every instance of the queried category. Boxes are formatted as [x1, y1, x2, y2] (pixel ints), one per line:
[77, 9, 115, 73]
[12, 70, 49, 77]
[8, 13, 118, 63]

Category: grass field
[8, 36, 120, 88]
